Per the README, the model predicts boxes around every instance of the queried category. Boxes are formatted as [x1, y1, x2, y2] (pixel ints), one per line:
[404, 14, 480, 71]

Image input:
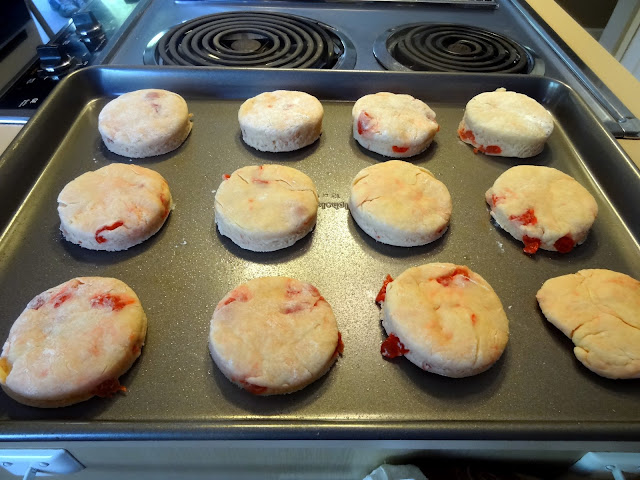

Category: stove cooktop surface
[110, 0, 546, 73]
[105, 0, 638, 138]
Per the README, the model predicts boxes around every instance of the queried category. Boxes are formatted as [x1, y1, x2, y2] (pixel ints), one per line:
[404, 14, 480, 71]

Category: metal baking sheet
[0, 67, 639, 442]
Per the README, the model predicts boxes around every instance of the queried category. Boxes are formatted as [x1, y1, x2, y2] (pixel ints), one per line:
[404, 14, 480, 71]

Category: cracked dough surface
[381, 263, 509, 378]
[0, 277, 146, 408]
[58, 163, 173, 251]
[485, 165, 598, 254]
[99, 89, 192, 158]
[214, 164, 318, 252]
[209, 277, 340, 395]
[349, 160, 452, 247]
[238, 90, 323, 152]
[352, 92, 439, 158]
[536, 269, 640, 379]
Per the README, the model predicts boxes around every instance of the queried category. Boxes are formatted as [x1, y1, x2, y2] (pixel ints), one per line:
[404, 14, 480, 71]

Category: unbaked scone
[485, 165, 598, 254]
[98, 89, 192, 158]
[238, 90, 323, 152]
[348, 160, 452, 246]
[214, 164, 318, 252]
[377, 264, 509, 378]
[0, 277, 147, 408]
[352, 92, 439, 158]
[458, 88, 554, 158]
[58, 163, 173, 251]
[209, 277, 342, 395]
[536, 269, 640, 379]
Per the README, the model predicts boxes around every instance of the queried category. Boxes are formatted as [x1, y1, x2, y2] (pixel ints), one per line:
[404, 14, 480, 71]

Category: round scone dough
[379, 263, 509, 378]
[209, 277, 342, 395]
[58, 163, 172, 251]
[458, 88, 554, 158]
[485, 165, 598, 254]
[238, 90, 323, 152]
[349, 160, 452, 247]
[98, 89, 192, 158]
[0, 277, 147, 408]
[352, 92, 439, 158]
[214, 164, 318, 252]
[537, 269, 640, 379]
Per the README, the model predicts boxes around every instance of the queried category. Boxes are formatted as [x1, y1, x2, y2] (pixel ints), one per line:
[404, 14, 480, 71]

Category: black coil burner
[144, 12, 355, 69]
[374, 23, 542, 74]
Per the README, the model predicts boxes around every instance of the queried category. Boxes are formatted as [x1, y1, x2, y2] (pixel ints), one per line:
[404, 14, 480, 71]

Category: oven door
[0, 0, 43, 92]
[0, 0, 43, 152]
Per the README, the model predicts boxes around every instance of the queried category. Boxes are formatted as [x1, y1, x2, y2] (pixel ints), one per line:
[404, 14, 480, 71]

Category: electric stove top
[101, 0, 639, 138]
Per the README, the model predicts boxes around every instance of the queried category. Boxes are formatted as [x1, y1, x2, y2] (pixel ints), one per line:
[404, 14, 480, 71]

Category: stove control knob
[37, 44, 79, 79]
[38, 45, 64, 69]
[72, 12, 106, 51]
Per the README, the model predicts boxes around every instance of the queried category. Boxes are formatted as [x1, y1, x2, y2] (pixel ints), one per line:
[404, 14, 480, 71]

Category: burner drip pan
[374, 23, 543, 74]
[144, 12, 356, 70]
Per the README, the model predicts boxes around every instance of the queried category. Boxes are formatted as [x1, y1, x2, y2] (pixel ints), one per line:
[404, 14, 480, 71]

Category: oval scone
[352, 92, 439, 158]
[537, 269, 640, 379]
[0, 277, 147, 408]
[58, 163, 173, 251]
[378, 263, 509, 378]
[209, 277, 342, 395]
[214, 164, 318, 252]
[238, 90, 323, 152]
[458, 88, 554, 158]
[348, 160, 452, 247]
[99, 89, 192, 158]
[485, 165, 598, 254]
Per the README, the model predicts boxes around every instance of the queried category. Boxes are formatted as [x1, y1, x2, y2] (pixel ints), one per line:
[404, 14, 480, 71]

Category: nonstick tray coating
[0, 67, 639, 441]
